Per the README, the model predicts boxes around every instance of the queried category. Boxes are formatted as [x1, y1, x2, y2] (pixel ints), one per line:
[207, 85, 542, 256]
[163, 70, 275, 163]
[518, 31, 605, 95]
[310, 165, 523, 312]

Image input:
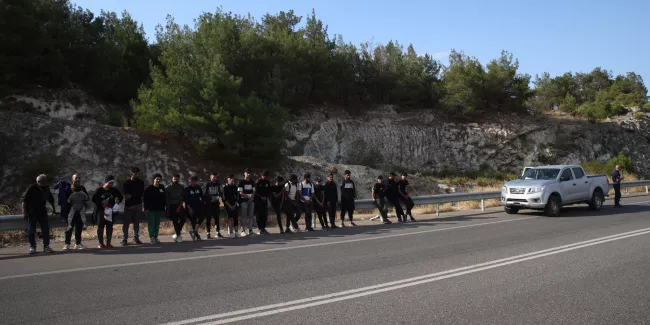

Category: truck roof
[529, 165, 582, 169]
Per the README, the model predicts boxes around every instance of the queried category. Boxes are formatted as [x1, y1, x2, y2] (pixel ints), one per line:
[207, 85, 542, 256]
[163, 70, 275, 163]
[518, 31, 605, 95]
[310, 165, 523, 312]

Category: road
[1, 196, 650, 325]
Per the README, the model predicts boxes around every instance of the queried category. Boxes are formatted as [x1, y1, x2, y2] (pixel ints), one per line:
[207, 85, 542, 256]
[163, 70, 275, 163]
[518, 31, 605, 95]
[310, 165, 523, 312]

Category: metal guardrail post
[481, 199, 485, 212]
[435, 204, 439, 216]
[626, 187, 630, 194]
[646, 185, 649, 194]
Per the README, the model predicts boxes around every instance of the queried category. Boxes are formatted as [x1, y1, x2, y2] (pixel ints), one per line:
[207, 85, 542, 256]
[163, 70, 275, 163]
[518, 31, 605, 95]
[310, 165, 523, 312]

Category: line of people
[20, 168, 417, 254]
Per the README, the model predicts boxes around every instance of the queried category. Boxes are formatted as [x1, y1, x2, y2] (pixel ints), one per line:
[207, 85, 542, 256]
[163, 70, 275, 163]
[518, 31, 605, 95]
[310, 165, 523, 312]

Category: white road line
[163, 227, 650, 325]
[0, 217, 535, 281]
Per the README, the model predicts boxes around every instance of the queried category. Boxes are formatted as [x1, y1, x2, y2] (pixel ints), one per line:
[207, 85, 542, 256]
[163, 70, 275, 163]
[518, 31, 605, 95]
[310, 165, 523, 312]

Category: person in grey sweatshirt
[67, 182, 89, 229]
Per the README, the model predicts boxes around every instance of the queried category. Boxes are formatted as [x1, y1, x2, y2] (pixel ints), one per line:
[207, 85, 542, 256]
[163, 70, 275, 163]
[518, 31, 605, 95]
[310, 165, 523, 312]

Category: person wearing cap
[254, 170, 272, 235]
[298, 173, 315, 231]
[313, 176, 329, 230]
[21, 174, 57, 254]
[143, 173, 166, 244]
[166, 173, 186, 243]
[372, 175, 391, 224]
[386, 172, 406, 223]
[222, 174, 241, 238]
[339, 170, 357, 227]
[270, 176, 287, 234]
[122, 167, 145, 245]
[203, 172, 224, 239]
[183, 175, 205, 241]
[324, 174, 339, 229]
[92, 175, 123, 248]
[398, 172, 416, 222]
[284, 174, 302, 232]
[237, 168, 256, 236]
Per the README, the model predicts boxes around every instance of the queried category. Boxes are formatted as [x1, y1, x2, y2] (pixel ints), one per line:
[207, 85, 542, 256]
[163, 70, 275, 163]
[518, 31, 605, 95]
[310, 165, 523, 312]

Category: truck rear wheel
[504, 207, 520, 214]
[545, 195, 562, 217]
[588, 189, 604, 211]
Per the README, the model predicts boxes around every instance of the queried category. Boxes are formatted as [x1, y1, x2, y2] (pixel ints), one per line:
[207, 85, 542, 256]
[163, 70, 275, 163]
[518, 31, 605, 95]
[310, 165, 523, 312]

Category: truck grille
[509, 188, 526, 194]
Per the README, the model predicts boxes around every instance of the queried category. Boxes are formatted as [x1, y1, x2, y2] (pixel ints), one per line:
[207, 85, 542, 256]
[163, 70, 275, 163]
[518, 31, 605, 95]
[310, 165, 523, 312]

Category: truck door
[559, 168, 577, 202]
[571, 167, 590, 201]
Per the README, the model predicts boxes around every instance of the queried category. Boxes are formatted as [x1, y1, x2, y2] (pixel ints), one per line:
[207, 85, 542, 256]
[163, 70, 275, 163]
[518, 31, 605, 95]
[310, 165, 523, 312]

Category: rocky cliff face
[284, 106, 650, 177]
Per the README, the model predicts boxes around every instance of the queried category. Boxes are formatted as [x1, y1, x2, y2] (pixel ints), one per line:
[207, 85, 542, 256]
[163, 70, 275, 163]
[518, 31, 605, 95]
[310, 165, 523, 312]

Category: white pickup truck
[500, 165, 610, 217]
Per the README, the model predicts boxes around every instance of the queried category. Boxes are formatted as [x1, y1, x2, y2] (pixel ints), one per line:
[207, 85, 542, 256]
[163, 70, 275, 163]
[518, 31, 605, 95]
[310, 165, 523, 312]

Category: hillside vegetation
[1, 0, 648, 160]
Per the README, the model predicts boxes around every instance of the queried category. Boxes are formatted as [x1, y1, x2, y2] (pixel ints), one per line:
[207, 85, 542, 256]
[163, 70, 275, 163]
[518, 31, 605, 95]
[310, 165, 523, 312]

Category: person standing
[92, 176, 123, 248]
[183, 176, 204, 241]
[284, 175, 301, 232]
[53, 178, 71, 222]
[254, 170, 272, 235]
[299, 174, 315, 231]
[340, 170, 357, 227]
[62, 182, 88, 251]
[166, 174, 186, 243]
[324, 174, 339, 229]
[398, 173, 416, 222]
[21, 174, 56, 254]
[203, 172, 224, 239]
[222, 174, 241, 238]
[372, 175, 392, 224]
[237, 168, 255, 236]
[144, 173, 166, 244]
[612, 165, 623, 208]
[270, 176, 286, 234]
[313, 177, 328, 230]
[386, 172, 406, 223]
[122, 167, 145, 245]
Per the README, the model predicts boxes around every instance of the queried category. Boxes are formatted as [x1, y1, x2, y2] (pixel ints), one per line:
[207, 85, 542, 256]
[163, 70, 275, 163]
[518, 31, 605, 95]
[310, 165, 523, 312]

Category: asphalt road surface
[2, 196, 650, 325]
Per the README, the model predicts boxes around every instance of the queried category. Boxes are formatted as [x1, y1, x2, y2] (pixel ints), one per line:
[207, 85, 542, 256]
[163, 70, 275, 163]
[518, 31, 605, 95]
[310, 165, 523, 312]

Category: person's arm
[143, 186, 150, 212]
[353, 181, 357, 199]
[21, 187, 31, 218]
[53, 181, 61, 190]
[372, 185, 376, 201]
[113, 188, 124, 204]
[48, 189, 56, 213]
[398, 183, 407, 199]
[82, 186, 89, 196]
[92, 190, 102, 206]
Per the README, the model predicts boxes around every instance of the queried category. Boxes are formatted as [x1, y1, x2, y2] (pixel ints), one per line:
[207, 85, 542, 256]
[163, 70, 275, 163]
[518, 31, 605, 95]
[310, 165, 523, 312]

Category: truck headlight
[528, 187, 544, 194]
[502, 186, 507, 192]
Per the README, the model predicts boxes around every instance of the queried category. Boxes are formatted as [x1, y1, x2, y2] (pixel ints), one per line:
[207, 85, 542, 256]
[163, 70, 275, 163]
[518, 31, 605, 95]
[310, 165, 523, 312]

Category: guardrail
[1, 181, 649, 231]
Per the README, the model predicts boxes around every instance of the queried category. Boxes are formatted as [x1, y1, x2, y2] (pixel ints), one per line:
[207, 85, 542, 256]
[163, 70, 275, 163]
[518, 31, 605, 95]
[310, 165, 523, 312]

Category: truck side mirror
[560, 176, 569, 182]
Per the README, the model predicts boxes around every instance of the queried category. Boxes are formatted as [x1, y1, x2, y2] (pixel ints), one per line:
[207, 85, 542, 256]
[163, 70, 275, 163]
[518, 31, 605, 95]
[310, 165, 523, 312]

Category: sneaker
[172, 234, 178, 241]
[29, 247, 36, 255]
[155, 238, 161, 244]
[410, 216, 417, 222]
[240, 231, 247, 237]
[229, 232, 236, 239]
[106, 243, 114, 248]
[195, 233, 202, 240]
[43, 246, 54, 253]
[383, 220, 392, 225]
[206, 233, 212, 239]
[74, 244, 85, 250]
[176, 236, 183, 243]
[133, 238, 143, 245]
[284, 229, 293, 234]
[120, 240, 128, 246]
[62, 244, 70, 251]
[349, 221, 357, 226]
[217, 232, 225, 238]
[330, 225, 339, 229]
[150, 237, 156, 245]
[306, 227, 315, 232]
[98, 243, 106, 249]
[235, 232, 241, 238]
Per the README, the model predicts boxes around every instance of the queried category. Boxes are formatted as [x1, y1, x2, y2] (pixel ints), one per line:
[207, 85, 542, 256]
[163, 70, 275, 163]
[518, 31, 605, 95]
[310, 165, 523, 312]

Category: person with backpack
[254, 170, 272, 235]
[270, 176, 286, 234]
[324, 174, 339, 229]
[372, 175, 392, 224]
[284, 174, 302, 232]
[203, 172, 224, 239]
[143, 173, 166, 245]
[313, 176, 329, 230]
[238, 168, 256, 236]
[340, 170, 357, 227]
[222, 174, 241, 238]
[398, 172, 416, 222]
[298, 173, 315, 231]
[92, 175, 123, 248]
[386, 172, 406, 223]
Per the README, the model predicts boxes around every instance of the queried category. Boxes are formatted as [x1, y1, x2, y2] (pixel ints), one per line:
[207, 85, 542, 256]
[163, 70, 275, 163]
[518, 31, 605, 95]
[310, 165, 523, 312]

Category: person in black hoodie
[324, 174, 339, 229]
[21, 174, 56, 254]
[386, 172, 406, 222]
[183, 175, 204, 241]
[122, 167, 145, 245]
[340, 170, 357, 227]
[203, 172, 223, 239]
[313, 176, 328, 230]
[372, 175, 391, 224]
[144, 173, 166, 245]
[92, 175, 123, 248]
[270, 176, 286, 234]
[254, 170, 271, 235]
[222, 174, 240, 238]
[398, 172, 416, 222]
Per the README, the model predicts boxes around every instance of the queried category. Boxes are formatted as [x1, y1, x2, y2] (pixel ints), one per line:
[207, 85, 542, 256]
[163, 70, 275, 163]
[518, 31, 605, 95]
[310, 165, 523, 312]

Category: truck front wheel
[588, 190, 604, 211]
[545, 195, 562, 217]
[504, 206, 520, 214]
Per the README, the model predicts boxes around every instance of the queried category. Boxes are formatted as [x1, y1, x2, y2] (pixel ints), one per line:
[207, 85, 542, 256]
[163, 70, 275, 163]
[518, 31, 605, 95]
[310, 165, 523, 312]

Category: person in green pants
[144, 173, 167, 244]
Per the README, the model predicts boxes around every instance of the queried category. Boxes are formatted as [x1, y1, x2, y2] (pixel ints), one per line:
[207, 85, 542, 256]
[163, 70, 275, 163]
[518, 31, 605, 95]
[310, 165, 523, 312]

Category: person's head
[36, 174, 48, 186]
[290, 174, 298, 183]
[172, 173, 180, 185]
[72, 181, 82, 192]
[210, 172, 218, 182]
[227, 174, 235, 185]
[315, 176, 322, 185]
[72, 173, 80, 183]
[377, 175, 383, 184]
[344, 170, 351, 180]
[153, 173, 162, 186]
[276, 176, 284, 185]
[130, 167, 140, 180]
[616, 165, 621, 171]
[190, 175, 198, 186]
[304, 173, 311, 182]
[327, 174, 334, 182]
[262, 170, 269, 180]
[244, 168, 251, 179]
[401, 172, 408, 181]
[104, 175, 115, 189]
[389, 172, 396, 180]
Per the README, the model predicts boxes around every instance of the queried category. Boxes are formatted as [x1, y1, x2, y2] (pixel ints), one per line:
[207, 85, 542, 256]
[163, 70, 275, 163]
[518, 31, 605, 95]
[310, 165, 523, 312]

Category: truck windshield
[522, 168, 560, 180]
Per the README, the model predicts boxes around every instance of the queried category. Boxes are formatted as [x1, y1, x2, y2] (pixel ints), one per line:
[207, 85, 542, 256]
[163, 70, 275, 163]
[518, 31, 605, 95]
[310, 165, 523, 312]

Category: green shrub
[634, 112, 644, 120]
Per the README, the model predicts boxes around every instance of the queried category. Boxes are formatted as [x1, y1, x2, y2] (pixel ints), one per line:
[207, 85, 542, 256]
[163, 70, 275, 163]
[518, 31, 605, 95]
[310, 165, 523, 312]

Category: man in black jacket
[398, 173, 416, 222]
[254, 170, 272, 235]
[184, 176, 204, 241]
[372, 175, 391, 225]
[144, 173, 166, 245]
[339, 170, 357, 227]
[324, 174, 339, 229]
[122, 167, 145, 245]
[222, 175, 240, 238]
[203, 172, 223, 239]
[313, 176, 328, 230]
[21, 174, 56, 254]
[386, 172, 406, 222]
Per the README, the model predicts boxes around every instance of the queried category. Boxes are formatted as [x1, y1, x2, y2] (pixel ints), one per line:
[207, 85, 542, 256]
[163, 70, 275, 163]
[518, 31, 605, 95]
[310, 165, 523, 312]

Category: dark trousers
[60, 203, 70, 222]
[341, 197, 355, 221]
[301, 201, 314, 229]
[314, 203, 327, 228]
[284, 201, 299, 229]
[400, 196, 415, 217]
[186, 206, 201, 229]
[374, 197, 389, 221]
[65, 211, 83, 245]
[96, 209, 114, 245]
[28, 214, 50, 248]
[326, 201, 337, 226]
[255, 200, 269, 231]
[205, 202, 221, 232]
[225, 205, 239, 228]
[123, 204, 142, 240]
[613, 183, 622, 205]
[168, 204, 186, 236]
[271, 201, 284, 232]
[387, 197, 405, 220]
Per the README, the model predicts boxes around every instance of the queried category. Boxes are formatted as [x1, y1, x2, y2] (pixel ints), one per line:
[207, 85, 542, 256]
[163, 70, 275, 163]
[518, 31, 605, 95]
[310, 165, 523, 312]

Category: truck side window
[572, 167, 584, 179]
[561, 169, 573, 180]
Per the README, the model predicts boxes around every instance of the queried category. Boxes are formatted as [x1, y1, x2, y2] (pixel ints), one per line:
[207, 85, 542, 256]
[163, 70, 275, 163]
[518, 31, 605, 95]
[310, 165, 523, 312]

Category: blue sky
[74, 0, 649, 88]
